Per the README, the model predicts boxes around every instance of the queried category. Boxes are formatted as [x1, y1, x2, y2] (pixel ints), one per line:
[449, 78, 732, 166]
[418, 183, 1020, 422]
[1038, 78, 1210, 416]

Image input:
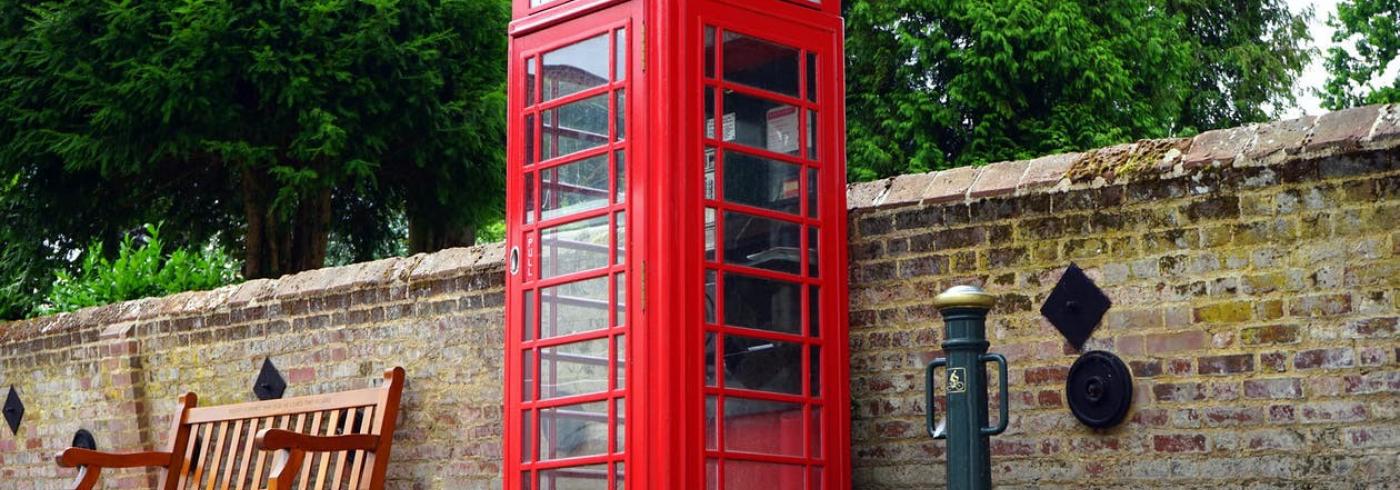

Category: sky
[1285, 0, 1336, 117]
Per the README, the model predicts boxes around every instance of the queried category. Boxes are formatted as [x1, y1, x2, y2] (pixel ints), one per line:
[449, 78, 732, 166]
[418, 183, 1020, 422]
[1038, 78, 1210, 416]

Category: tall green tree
[0, 0, 507, 282]
[1322, 0, 1400, 109]
[1168, 0, 1313, 131]
[844, 0, 1311, 180]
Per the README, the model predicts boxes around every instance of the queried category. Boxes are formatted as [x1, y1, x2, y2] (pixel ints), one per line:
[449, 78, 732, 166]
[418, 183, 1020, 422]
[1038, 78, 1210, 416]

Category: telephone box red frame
[504, 1, 848, 488]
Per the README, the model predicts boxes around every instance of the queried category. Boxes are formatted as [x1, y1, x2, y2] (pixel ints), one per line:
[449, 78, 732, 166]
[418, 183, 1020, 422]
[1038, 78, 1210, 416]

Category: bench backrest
[160, 367, 405, 490]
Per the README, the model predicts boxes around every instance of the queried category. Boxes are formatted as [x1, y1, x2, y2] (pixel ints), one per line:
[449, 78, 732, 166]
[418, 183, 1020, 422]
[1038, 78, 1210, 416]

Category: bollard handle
[979, 353, 1009, 436]
[924, 357, 947, 440]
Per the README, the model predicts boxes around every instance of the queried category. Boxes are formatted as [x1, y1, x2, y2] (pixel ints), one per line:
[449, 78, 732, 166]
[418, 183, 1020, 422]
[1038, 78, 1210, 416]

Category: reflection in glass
[724, 212, 801, 275]
[526, 114, 537, 165]
[615, 462, 625, 490]
[704, 87, 717, 139]
[539, 464, 609, 489]
[723, 335, 803, 394]
[614, 335, 626, 388]
[542, 94, 610, 160]
[614, 400, 626, 452]
[524, 290, 536, 341]
[540, 338, 610, 399]
[614, 272, 626, 325]
[809, 346, 821, 396]
[614, 150, 626, 203]
[704, 149, 717, 200]
[704, 208, 717, 261]
[723, 91, 800, 156]
[527, 57, 537, 105]
[725, 460, 806, 489]
[523, 350, 535, 401]
[807, 110, 818, 160]
[807, 227, 819, 278]
[614, 90, 626, 141]
[543, 33, 610, 101]
[541, 276, 610, 338]
[724, 150, 801, 215]
[810, 405, 822, 457]
[809, 286, 820, 337]
[704, 27, 716, 78]
[704, 270, 717, 324]
[723, 32, 800, 98]
[723, 273, 801, 334]
[540, 154, 609, 221]
[722, 398, 804, 456]
[525, 173, 536, 224]
[522, 411, 533, 462]
[540, 401, 610, 461]
[613, 211, 626, 265]
[614, 28, 627, 81]
[705, 332, 718, 386]
[541, 215, 610, 279]
[705, 397, 718, 450]
[806, 168, 818, 218]
[806, 52, 817, 102]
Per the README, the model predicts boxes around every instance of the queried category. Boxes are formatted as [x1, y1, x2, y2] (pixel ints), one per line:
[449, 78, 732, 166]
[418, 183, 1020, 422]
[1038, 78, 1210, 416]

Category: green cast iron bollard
[926, 285, 1009, 490]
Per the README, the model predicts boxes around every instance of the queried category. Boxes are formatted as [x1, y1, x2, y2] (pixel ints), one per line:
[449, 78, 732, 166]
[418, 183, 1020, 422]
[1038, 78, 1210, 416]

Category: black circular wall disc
[1066, 350, 1133, 429]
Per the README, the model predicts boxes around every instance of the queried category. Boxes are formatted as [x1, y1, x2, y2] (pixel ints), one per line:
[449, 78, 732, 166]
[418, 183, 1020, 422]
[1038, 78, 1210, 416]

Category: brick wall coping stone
[2, 103, 1396, 340]
[0, 242, 505, 343]
[847, 104, 1399, 210]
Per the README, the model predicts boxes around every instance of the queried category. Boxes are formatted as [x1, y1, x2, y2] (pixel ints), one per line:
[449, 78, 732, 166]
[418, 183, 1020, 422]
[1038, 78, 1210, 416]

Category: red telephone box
[504, 1, 848, 488]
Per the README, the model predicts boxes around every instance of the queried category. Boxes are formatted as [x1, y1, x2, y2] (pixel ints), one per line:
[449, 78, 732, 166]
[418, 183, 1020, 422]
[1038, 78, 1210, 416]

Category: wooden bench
[55, 367, 405, 490]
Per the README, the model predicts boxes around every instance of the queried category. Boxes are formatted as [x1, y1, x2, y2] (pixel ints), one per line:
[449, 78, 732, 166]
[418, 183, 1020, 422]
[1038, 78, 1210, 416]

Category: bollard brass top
[933, 285, 996, 310]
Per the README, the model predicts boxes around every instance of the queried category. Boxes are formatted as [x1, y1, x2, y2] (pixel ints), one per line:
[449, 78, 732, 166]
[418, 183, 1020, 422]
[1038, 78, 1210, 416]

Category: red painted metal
[506, 1, 847, 488]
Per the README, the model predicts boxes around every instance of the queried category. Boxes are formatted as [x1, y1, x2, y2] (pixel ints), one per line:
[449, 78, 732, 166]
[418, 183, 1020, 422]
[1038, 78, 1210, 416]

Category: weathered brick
[1153, 434, 1207, 453]
[1243, 378, 1303, 399]
[1144, 331, 1206, 353]
[1293, 348, 1356, 370]
[1198, 354, 1254, 375]
[1239, 324, 1299, 345]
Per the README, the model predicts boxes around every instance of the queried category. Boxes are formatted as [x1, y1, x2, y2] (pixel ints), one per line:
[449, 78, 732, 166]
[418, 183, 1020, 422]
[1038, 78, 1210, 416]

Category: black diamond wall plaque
[73, 429, 97, 451]
[3, 385, 23, 435]
[1040, 263, 1112, 351]
[253, 358, 287, 400]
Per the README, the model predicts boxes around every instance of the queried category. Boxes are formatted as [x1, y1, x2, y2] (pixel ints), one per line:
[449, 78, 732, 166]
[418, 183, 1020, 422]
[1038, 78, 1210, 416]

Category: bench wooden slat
[186, 388, 382, 424]
[330, 408, 352, 489]
[234, 417, 262, 490]
[346, 405, 374, 490]
[58, 367, 404, 490]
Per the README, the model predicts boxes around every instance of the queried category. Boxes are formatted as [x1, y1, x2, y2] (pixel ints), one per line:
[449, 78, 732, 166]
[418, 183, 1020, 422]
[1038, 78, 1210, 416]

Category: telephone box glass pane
[723, 273, 800, 334]
[522, 411, 533, 461]
[724, 212, 801, 275]
[540, 154, 609, 221]
[723, 91, 800, 156]
[722, 398, 803, 456]
[540, 401, 609, 460]
[540, 337, 610, 399]
[541, 215, 610, 278]
[723, 335, 803, 394]
[523, 350, 536, 401]
[526, 57, 537, 105]
[539, 464, 609, 489]
[725, 460, 806, 489]
[541, 276, 610, 338]
[614, 29, 627, 81]
[805, 53, 817, 102]
[543, 33, 610, 101]
[724, 150, 801, 215]
[723, 32, 800, 98]
[542, 94, 610, 160]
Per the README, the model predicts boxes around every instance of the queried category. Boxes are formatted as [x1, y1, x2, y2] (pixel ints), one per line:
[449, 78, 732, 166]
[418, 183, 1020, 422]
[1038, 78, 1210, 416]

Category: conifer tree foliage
[1322, 0, 1400, 109]
[0, 0, 508, 280]
[843, 0, 1311, 179]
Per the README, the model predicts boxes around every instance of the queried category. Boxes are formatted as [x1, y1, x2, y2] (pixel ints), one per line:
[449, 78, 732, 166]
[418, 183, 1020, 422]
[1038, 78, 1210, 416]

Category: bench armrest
[257, 429, 379, 490]
[55, 448, 172, 469]
[255, 428, 379, 453]
[55, 448, 172, 490]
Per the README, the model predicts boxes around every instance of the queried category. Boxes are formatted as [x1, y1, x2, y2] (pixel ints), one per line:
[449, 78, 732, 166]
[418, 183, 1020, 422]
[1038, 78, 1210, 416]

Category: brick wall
[846, 104, 1399, 488]
[0, 104, 1396, 489]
